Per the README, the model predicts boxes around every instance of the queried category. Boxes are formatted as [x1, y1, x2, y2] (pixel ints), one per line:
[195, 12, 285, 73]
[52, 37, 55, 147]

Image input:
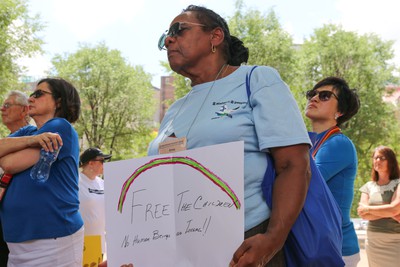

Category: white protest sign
[104, 141, 244, 267]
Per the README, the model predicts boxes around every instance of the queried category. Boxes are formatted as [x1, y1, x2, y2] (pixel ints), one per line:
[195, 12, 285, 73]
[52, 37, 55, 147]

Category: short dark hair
[312, 77, 360, 127]
[371, 146, 400, 182]
[183, 5, 249, 66]
[37, 78, 81, 123]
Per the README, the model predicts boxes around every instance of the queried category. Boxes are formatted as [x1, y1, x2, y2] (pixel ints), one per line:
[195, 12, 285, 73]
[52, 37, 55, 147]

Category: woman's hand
[229, 232, 282, 267]
[357, 203, 369, 216]
[31, 132, 63, 152]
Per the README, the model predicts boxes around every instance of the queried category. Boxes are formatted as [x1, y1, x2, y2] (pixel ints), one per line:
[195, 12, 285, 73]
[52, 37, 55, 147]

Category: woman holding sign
[148, 5, 311, 266]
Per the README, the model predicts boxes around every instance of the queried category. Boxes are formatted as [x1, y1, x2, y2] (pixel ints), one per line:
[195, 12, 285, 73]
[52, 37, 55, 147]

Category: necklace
[185, 63, 227, 138]
[157, 63, 228, 154]
[166, 63, 227, 140]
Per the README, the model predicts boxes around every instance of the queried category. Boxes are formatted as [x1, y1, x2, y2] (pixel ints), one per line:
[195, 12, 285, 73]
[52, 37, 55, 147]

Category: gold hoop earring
[211, 44, 216, 53]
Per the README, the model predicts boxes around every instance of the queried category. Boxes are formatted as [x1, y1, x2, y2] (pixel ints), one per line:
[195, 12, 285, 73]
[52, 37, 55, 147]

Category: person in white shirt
[79, 147, 111, 257]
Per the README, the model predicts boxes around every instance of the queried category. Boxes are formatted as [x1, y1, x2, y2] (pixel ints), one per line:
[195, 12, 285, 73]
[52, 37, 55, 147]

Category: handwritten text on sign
[104, 141, 244, 267]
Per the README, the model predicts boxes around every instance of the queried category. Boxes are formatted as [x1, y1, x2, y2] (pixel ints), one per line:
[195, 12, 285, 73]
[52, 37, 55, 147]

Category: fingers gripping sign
[229, 233, 279, 267]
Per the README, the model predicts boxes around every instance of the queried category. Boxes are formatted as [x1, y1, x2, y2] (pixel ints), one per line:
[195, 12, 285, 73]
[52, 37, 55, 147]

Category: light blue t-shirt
[311, 131, 360, 256]
[148, 65, 311, 231]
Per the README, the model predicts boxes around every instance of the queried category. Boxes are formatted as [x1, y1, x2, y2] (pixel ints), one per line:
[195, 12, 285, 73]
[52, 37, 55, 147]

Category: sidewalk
[357, 230, 368, 267]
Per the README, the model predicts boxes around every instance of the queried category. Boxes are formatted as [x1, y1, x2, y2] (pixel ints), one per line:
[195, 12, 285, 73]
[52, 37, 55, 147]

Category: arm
[0, 132, 63, 158]
[358, 192, 382, 220]
[314, 136, 354, 183]
[358, 185, 400, 219]
[230, 144, 310, 267]
[0, 148, 40, 174]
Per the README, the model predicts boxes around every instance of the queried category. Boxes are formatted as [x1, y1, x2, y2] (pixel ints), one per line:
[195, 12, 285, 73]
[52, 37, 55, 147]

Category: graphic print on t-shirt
[211, 100, 247, 120]
[88, 188, 104, 195]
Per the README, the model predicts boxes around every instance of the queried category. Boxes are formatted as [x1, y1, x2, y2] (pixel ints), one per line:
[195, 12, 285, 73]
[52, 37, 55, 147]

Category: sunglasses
[306, 90, 339, 101]
[30, 89, 53, 99]
[158, 21, 206, 50]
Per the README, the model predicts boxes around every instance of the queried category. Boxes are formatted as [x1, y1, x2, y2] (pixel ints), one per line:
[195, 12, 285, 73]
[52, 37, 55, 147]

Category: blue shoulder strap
[245, 66, 258, 108]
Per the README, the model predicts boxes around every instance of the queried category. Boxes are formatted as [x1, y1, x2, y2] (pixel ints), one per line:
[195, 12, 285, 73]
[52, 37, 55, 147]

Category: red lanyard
[311, 126, 341, 159]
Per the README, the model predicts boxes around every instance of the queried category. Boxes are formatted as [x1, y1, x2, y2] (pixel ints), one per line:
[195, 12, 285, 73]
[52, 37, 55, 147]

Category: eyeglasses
[1, 103, 23, 109]
[373, 156, 386, 161]
[29, 90, 53, 99]
[306, 90, 339, 101]
[158, 21, 206, 50]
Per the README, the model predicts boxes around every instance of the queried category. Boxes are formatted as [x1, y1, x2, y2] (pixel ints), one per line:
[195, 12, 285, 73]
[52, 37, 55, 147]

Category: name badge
[158, 137, 187, 154]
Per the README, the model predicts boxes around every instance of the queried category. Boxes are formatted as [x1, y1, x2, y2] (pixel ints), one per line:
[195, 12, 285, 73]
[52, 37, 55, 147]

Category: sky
[20, 0, 400, 88]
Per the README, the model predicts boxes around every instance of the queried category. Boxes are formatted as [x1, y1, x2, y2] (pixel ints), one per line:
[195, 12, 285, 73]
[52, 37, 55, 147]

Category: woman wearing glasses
[358, 146, 400, 267]
[149, 5, 311, 267]
[0, 78, 83, 266]
[305, 77, 361, 266]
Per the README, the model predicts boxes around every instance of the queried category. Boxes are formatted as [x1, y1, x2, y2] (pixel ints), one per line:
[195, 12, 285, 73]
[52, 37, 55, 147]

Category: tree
[229, 0, 298, 84]
[0, 0, 43, 135]
[0, 0, 43, 89]
[51, 43, 156, 158]
[295, 24, 400, 216]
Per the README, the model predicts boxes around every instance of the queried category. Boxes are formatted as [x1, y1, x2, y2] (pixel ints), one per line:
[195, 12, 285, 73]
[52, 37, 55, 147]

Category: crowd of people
[0, 4, 399, 267]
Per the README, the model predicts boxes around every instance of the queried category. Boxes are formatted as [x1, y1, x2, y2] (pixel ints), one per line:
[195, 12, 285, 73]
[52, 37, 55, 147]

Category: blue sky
[20, 0, 400, 87]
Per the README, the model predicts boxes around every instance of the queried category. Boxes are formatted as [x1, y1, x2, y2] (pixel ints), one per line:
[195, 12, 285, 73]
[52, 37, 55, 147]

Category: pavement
[357, 230, 368, 267]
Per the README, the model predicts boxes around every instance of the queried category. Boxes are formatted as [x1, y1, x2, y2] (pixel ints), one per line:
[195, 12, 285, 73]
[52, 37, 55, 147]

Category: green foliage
[229, 3, 298, 84]
[51, 43, 156, 158]
[0, 0, 43, 92]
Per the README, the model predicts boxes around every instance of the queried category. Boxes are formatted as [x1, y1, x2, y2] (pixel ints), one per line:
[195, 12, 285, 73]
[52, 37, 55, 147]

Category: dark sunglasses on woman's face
[306, 90, 339, 101]
[158, 21, 206, 50]
[29, 89, 53, 99]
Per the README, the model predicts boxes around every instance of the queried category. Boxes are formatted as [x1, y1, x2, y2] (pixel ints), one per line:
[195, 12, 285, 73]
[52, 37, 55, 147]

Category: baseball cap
[79, 147, 112, 166]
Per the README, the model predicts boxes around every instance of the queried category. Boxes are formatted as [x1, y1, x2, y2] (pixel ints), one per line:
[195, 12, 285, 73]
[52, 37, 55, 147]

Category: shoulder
[9, 125, 37, 137]
[244, 65, 283, 83]
[96, 176, 104, 185]
[326, 134, 355, 150]
[39, 118, 73, 132]
[360, 181, 374, 192]
[242, 65, 290, 100]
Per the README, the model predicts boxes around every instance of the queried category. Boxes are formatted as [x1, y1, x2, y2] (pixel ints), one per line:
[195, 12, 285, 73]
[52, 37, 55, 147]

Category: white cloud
[17, 54, 52, 79]
[336, 0, 400, 65]
[52, 0, 145, 40]
[337, 0, 400, 38]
